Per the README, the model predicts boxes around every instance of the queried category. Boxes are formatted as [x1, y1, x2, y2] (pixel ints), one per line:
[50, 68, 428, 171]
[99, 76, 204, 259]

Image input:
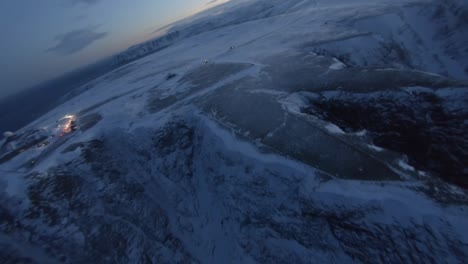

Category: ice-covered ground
[1, 0, 467, 262]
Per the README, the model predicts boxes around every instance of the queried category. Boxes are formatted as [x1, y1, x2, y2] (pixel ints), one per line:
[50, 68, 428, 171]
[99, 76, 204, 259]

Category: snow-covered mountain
[1, 0, 467, 263]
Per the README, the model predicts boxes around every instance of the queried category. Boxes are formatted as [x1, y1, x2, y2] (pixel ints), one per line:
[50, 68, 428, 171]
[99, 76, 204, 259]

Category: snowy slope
[1, 0, 467, 263]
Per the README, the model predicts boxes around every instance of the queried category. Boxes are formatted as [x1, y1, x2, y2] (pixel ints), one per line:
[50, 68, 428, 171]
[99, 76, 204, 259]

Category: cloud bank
[46, 27, 108, 55]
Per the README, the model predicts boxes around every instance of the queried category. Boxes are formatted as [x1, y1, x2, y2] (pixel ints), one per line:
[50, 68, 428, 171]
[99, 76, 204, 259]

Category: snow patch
[325, 123, 345, 134]
[329, 58, 346, 70]
[279, 92, 318, 114]
[398, 159, 415, 172]
[368, 144, 384, 152]
[354, 130, 367, 136]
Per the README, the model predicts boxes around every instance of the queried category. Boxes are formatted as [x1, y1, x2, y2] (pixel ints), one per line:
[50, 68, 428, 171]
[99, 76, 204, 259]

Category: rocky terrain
[1, 0, 467, 263]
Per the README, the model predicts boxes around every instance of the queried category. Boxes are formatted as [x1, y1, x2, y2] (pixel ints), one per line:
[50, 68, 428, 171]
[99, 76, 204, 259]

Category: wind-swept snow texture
[1, 0, 467, 263]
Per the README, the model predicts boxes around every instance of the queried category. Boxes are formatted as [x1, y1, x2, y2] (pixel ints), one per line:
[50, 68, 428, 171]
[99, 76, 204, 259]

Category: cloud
[206, 0, 218, 5]
[46, 27, 108, 55]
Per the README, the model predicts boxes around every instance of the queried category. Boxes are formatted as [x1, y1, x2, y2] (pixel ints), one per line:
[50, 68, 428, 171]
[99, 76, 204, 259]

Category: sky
[0, 0, 221, 98]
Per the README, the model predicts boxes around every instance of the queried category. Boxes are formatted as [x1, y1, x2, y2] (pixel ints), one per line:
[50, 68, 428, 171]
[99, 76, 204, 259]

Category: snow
[2, 171, 27, 197]
[201, 112, 317, 175]
[368, 144, 384, 152]
[354, 130, 367, 136]
[279, 92, 318, 114]
[324, 123, 345, 134]
[329, 58, 346, 70]
[3, 131, 15, 138]
[418, 171, 427, 177]
[1, 0, 467, 262]
[398, 159, 416, 172]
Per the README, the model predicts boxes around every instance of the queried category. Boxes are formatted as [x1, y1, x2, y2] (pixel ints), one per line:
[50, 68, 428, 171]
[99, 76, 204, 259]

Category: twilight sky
[0, 0, 221, 98]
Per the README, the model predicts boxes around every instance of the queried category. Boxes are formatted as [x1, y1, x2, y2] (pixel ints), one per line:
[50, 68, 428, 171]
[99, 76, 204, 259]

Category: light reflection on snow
[58, 114, 76, 136]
